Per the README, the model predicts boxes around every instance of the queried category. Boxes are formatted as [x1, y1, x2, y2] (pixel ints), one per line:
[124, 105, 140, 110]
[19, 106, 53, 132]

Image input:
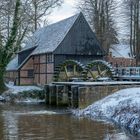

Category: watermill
[54, 60, 115, 82]
[53, 60, 85, 82]
[83, 60, 115, 81]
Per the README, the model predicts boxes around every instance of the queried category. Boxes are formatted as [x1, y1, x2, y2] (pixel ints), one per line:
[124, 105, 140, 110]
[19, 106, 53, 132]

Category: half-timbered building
[5, 12, 105, 85]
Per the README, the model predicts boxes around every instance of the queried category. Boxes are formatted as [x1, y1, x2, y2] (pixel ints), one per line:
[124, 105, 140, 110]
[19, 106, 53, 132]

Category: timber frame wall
[19, 53, 54, 85]
[5, 71, 18, 85]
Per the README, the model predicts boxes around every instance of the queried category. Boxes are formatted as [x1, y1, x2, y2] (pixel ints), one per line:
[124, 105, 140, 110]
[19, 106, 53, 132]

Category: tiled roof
[110, 44, 133, 58]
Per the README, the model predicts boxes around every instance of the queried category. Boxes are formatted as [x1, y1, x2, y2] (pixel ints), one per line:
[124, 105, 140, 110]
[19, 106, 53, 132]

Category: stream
[0, 103, 132, 140]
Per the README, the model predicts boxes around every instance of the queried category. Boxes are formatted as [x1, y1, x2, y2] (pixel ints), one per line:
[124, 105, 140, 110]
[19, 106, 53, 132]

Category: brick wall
[33, 54, 54, 85]
[47, 64, 54, 73]
[20, 57, 34, 85]
[107, 54, 136, 67]
[21, 57, 34, 69]
[5, 71, 18, 85]
[20, 78, 34, 85]
[7, 53, 54, 86]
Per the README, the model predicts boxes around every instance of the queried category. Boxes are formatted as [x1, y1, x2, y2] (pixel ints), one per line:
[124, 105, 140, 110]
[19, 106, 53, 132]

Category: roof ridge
[111, 44, 132, 58]
[7, 12, 84, 70]
[51, 13, 81, 53]
[44, 13, 80, 29]
[31, 12, 81, 55]
[20, 13, 81, 53]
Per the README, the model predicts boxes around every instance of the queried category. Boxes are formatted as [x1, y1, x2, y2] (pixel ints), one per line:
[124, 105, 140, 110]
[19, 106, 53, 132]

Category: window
[115, 63, 118, 67]
[47, 54, 53, 63]
[28, 70, 34, 77]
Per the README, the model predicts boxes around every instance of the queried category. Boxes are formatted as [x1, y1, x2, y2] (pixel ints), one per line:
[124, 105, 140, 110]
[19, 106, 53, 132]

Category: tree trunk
[133, 6, 136, 57]
[0, 67, 6, 92]
[34, 0, 38, 31]
[130, 2, 133, 57]
[136, 0, 140, 65]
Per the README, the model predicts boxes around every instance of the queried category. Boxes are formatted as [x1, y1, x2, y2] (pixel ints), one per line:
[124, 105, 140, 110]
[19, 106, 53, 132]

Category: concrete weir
[44, 82, 140, 108]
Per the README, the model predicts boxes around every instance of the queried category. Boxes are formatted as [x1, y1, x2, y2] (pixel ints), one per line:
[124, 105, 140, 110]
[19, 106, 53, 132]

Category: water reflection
[0, 106, 4, 140]
[0, 104, 133, 140]
[3, 111, 18, 140]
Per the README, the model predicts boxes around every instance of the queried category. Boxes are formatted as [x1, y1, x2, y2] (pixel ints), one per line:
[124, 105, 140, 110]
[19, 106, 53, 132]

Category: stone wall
[78, 84, 140, 108]
[45, 83, 140, 108]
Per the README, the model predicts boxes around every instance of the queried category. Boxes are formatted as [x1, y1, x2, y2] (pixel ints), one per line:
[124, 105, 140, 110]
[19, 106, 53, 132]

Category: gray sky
[48, 0, 77, 23]
[48, 0, 128, 41]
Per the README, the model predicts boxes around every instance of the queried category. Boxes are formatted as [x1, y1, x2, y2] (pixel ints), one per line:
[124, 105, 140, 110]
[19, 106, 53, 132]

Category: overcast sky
[48, 0, 78, 23]
[48, 0, 127, 40]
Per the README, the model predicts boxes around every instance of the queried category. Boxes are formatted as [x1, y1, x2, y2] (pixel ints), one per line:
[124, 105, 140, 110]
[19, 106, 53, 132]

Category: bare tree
[0, 0, 28, 49]
[0, 0, 21, 91]
[24, 0, 63, 31]
[0, 0, 14, 38]
[0, 0, 63, 49]
[123, 0, 140, 65]
[0, 0, 63, 91]
[78, 0, 119, 53]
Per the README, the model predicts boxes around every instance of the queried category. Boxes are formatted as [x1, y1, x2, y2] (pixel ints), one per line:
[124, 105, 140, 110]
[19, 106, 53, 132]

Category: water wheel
[83, 60, 115, 81]
[54, 60, 85, 82]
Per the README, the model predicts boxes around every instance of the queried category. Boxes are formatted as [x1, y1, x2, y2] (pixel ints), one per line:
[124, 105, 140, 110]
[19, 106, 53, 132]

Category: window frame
[27, 70, 34, 78]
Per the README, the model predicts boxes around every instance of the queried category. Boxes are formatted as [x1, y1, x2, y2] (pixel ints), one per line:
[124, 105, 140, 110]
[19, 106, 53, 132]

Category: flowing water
[0, 104, 132, 140]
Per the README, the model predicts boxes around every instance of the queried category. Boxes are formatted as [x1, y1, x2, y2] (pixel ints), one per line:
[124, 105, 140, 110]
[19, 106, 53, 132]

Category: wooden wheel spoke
[97, 65, 101, 75]
[64, 66, 69, 79]
[95, 75, 99, 79]
[55, 60, 86, 82]
[83, 60, 113, 81]
[73, 65, 76, 76]
[89, 71, 96, 79]
[101, 70, 107, 76]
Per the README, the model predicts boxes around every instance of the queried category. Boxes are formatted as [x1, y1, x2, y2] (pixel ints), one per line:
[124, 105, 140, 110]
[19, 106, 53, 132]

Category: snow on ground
[0, 83, 44, 103]
[53, 81, 140, 86]
[15, 98, 45, 104]
[15, 110, 58, 115]
[75, 88, 140, 137]
[5, 83, 42, 94]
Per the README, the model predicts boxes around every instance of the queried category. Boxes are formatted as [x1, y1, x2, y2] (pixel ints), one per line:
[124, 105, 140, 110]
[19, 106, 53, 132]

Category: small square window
[28, 70, 34, 77]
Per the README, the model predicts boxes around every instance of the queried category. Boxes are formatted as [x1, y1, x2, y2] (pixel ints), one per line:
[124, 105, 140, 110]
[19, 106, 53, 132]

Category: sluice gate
[44, 82, 140, 108]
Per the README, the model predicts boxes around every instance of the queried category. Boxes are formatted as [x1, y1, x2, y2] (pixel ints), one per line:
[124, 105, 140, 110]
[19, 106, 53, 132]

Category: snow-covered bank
[0, 84, 44, 104]
[5, 83, 42, 94]
[75, 88, 140, 137]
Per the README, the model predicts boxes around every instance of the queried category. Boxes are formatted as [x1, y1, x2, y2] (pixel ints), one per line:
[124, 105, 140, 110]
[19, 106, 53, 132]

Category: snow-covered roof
[110, 44, 132, 58]
[6, 13, 80, 71]
[23, 13, 80, 55]
[6, 55, 18, 71]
